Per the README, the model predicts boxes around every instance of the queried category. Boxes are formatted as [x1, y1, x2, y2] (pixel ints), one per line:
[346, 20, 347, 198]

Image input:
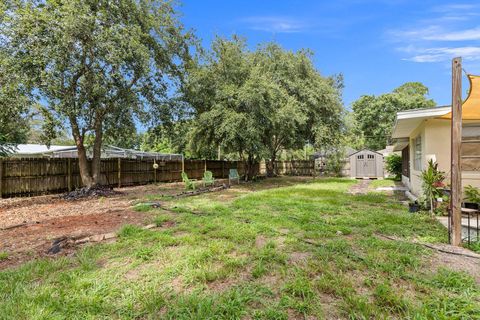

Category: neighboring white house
[10, 144, 182, 160]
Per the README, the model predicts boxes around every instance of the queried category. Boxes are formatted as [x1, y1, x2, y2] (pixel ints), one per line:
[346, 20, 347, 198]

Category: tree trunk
[266, 154, 277, 177]
[91, 117, 103, 186]
[76, 138, 94, 188]
[71, 117, 94, 188]
[244, 154, 257, 181]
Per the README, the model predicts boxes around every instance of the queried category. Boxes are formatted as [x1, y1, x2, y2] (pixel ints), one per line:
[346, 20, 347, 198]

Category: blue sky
[180, 0, 480, 107]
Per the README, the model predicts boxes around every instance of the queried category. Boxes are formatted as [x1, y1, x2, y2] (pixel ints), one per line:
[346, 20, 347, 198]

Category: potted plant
[408, 201, 420, 213]
[464, 185, 480, 210]
[421, 160, 446, 217]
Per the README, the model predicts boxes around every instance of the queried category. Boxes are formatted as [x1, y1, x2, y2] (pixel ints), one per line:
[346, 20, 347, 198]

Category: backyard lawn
[1, 178, 479, 319]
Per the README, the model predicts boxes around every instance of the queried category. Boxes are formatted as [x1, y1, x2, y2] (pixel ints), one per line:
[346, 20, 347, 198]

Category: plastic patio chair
[229, 169, 240, 185]
[181, 171, 196, 190]
[203, 171, 215, 187]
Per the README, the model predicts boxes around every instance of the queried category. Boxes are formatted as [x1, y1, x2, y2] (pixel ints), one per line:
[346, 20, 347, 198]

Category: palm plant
[421, 160, 446, 216]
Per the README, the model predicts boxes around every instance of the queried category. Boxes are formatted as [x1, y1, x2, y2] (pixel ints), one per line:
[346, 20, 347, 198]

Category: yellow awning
[439, 74, 480, 120]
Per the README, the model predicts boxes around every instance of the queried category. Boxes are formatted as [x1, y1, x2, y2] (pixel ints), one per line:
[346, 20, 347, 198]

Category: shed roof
[348, 148, 383, 157]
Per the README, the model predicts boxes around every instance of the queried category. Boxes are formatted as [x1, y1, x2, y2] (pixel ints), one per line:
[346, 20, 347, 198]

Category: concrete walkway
[348, 179, 371, 195]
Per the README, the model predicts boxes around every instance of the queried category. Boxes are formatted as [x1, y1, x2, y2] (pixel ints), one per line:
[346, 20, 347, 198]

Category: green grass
[0, 252, 8, 261]
[369, 178, 396, 189]
[1, 177, 478, 319]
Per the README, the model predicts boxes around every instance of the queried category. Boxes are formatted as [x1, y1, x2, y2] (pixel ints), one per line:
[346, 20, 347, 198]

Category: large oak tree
[1, 0, 192, 187]
[184, 37, 344, 178]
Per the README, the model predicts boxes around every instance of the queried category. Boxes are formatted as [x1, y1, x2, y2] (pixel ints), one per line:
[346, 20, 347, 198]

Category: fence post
[0, 159, 3, 198]
[118, 158, 122, 188]
[67, 158, 72, 192]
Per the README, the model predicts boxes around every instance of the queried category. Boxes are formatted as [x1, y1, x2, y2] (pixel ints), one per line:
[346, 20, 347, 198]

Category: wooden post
[118, 158, 122, 188]
[181, 155, 184, 173]
[450, 57, 462, 246]
[154, 160, 157, 184]
[0, 159, 3, 198]
[67, 158, 72, 192]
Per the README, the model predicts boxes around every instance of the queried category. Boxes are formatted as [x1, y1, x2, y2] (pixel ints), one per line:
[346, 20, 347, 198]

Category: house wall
[407, 119, 480, 197]
[408, 121, 426, 196]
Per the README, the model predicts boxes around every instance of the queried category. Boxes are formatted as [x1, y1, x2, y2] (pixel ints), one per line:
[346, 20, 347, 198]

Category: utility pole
[450, 57, 462, 246]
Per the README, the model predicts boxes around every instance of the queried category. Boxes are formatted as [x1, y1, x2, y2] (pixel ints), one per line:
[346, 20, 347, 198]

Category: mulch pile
[60, 186, 122, 200]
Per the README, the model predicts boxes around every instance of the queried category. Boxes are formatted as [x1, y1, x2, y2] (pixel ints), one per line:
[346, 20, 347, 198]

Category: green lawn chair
[203, 171, 215, 187]
[229, 169, 240, 185]
[181, 171, 196, 190]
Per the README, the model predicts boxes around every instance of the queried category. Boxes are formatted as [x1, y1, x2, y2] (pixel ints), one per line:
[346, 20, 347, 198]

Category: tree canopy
[183, 37, 344, 177]
[1, 0, 193, 186]
[352, 82, 435, 151]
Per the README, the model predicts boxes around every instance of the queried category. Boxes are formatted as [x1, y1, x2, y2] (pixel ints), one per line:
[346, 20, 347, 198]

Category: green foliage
[464, 185, 480, 204]
[184, 37, 343, 177]
[352, 82, 435, 150]
[385, 154, 402, 179]
[2, 0, 193, 186]
[0, 48, 31, 155]
[0, 252, 8, 261]
[325, 149, 346, 176]
[421, 160, 446, 216]
[141, 121, 204, 158]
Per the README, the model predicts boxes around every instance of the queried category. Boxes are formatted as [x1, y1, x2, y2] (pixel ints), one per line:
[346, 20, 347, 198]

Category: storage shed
[349, 149, 384, 178]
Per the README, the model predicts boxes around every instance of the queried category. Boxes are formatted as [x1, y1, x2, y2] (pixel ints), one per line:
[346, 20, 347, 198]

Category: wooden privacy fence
[259, 160, 315, 176]
[0, 158, 316, 198]
[0, 158, 258, 198]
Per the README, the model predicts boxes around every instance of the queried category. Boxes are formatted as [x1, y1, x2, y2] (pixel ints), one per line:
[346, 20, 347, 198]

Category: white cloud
[403, 47, 480, 63]
[387, 3, 480, 63]
[393, 26, 480, 42]
[239, 16, 309, 33]
[423, 27, 480, 41]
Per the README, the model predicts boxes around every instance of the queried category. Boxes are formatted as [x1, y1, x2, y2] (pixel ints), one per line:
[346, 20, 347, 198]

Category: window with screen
[413, 135, 422, 171]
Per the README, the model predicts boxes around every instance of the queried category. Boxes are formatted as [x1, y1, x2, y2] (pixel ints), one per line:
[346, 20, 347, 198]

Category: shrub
[421, 160, 446, 216]
[385, 154, 402, 180]
[464, 185, 480, 204]
[325, 149, 346, 177]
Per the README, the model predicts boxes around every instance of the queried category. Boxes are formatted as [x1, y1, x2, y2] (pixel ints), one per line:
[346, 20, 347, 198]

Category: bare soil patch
[348, 179, 371, 195]
[0, 210, 152, 269]
[429, 251, 480, 284]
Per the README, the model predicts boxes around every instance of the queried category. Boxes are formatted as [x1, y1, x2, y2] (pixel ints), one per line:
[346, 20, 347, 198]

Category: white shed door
[356, 152, 376, 177]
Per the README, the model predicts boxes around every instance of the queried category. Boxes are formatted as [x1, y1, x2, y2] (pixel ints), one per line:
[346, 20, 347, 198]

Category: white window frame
[413, 135, 422, 171]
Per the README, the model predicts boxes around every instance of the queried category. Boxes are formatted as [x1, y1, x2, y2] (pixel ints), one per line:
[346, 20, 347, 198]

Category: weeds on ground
[0, 178, 478, 319]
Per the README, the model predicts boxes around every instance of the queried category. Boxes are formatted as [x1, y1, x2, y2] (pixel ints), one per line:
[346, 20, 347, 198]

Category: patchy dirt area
[0, 210, 152, 269]
[0, 183, 190, 269]
[429, 247, 480, 284]
[0, 177, 313, 269]
[348, 179, 371, 194]
[0, 182, 188, 229]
